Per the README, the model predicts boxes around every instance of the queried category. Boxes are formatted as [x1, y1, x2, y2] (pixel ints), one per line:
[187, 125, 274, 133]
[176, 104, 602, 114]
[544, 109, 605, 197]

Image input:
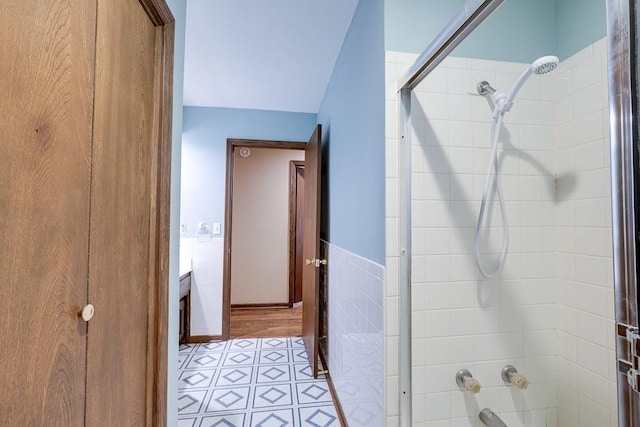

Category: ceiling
[183, 0, 360, 113]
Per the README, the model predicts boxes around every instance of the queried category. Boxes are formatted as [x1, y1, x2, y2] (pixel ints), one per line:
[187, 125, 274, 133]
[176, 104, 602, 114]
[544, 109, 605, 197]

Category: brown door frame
[137, 1, 174, 424]
[288, 160, 305, 307]
[222, 139, 307, 340]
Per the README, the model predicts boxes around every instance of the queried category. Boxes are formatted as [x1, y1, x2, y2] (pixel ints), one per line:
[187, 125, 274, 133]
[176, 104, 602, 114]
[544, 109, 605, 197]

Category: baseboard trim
[231, 303, 290, 309]
[319, 347, 348, 426]
[188, 335, 223, 343]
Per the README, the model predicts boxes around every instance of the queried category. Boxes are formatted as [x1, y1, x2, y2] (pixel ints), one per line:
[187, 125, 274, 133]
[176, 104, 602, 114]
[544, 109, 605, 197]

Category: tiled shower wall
[393, 52, 558, 426]
[384, 37, 615, 427]
[552, 39, 616, 426]
[324, 241, 384, 426]
[180, 237, 224, 337]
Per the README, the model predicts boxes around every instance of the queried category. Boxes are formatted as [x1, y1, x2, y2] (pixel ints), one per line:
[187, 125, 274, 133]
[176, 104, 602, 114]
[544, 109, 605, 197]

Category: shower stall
[385, 0, 640, 425]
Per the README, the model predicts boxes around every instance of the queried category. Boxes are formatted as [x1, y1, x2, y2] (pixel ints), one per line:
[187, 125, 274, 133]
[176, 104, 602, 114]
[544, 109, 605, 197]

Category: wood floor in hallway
[230, 304, 302, 338]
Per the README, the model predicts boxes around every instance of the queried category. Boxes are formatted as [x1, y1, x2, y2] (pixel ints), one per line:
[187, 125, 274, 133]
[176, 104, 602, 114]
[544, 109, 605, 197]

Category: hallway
[230, 305, 302, 339]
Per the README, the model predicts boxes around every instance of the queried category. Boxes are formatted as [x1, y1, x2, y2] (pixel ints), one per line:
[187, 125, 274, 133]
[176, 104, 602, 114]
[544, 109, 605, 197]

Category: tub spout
[479, 408, 508, 427]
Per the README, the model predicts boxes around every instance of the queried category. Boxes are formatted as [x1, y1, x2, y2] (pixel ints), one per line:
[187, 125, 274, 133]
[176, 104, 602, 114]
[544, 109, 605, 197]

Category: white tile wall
[384, 49, 403, 427]
[180, 237, 224, 336]
[552, 38, 617, 427]
[325, 242, 384, 427]
[384, 37, 616, 427]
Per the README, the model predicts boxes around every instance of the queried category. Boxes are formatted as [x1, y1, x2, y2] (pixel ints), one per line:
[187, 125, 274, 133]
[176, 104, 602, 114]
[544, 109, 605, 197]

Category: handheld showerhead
[474, 54, 560, 278]
[502, 55, 559, 114]
[531, 55, 559, 75]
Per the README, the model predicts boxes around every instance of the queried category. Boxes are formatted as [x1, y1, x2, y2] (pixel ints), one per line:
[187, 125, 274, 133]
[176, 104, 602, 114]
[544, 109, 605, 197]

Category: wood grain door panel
[0, 1, 96, 425]
[301, 125, 322, 378]
[0, 0, 172, 424]
[85, 0, 158, 424]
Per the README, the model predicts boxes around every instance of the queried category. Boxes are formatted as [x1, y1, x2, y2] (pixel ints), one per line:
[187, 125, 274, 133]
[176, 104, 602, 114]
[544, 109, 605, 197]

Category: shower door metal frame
[607, 0, 640, 425]
[395, 1, 504, 425]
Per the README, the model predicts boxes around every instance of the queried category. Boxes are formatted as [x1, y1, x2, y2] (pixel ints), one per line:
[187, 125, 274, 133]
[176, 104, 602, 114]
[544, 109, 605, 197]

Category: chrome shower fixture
[476, 55, 559, 118]
[477, 80, 497, 97]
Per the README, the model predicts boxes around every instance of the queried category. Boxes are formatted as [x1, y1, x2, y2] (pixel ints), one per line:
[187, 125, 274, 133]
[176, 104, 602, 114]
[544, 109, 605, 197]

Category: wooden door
[301, 125, 322, 377]
[85, 0, 172, 425]
[0, 0, 172, 424]
[0, 1, 96, 425]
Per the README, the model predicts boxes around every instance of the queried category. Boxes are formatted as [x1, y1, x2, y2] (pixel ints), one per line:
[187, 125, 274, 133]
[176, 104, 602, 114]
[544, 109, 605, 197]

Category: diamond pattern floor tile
[223, 351, 256, 367]
[186, 353, 222, 369]
[249, 408, 294, 427]
[295, 383, 331, 404]
[259, 350, 290, 365]
[179, 369, 216, 390]
[256, 364, 291, 384]
[298, 406, 339, 427]
[200, 413, 246, 427]
[178, 337, 339, 426]
[206, 387, 250, 412]
[253, 384, 292, 408]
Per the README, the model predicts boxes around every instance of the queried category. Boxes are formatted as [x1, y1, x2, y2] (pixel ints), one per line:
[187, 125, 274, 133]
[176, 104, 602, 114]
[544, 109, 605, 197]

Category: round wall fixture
[239, 147, 251, 158]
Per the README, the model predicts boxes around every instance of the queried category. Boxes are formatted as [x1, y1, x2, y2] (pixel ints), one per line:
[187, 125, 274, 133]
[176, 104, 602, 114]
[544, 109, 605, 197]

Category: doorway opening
[289, 160, 305, 307]
[223, 139, 306, 340]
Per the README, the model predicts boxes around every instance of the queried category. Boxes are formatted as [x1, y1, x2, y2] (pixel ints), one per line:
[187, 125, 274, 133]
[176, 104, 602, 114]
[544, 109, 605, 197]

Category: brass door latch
[305, 258, 327, 268]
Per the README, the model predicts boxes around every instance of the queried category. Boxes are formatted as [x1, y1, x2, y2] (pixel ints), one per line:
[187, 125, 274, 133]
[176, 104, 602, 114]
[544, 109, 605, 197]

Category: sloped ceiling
[183, 0, 359, 113]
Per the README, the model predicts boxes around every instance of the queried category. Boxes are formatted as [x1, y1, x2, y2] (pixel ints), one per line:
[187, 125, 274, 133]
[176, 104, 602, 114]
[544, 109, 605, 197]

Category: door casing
[220, 139, 307, 340]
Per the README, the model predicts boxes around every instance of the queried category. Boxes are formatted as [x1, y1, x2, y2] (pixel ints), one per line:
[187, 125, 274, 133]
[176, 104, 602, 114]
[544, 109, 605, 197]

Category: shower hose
[474, 107, 509, 278]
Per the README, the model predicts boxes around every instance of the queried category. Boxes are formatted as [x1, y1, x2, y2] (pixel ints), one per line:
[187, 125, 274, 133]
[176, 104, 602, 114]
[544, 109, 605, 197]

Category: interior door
[85, 0, 165, 423]
[301, 125, 322, 377]
[0, 1, 96, 425]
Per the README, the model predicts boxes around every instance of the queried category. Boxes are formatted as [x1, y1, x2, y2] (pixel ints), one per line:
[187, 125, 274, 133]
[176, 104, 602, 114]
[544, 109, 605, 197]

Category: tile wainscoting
[323, 241, 385, 426]
[181, 237, 224, 337]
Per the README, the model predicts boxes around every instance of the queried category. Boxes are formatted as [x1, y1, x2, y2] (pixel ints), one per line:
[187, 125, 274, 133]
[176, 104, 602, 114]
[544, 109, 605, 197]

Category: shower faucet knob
[501, 365, 529, 389]
[456, 369, 481, 393]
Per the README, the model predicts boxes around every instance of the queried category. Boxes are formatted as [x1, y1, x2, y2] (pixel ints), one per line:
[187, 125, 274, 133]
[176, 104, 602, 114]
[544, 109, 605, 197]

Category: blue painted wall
[318, 0, 385, 265]
[165, 0, 186, 424]
[181, 107, 317, 235]
[385, 0, 606, 62]
[555, 0, 606, 59]
[385, 0, 556, 62]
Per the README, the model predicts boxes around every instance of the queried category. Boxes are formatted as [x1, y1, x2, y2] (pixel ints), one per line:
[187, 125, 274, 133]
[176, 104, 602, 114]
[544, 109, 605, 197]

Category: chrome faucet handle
[501, 365, 529, 389]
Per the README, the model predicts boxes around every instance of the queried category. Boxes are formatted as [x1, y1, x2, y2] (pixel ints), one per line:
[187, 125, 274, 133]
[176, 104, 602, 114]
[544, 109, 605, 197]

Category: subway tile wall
[384, 37, 615, 427]
[180, 237, 224, 336]
[324, 241, 384, 427]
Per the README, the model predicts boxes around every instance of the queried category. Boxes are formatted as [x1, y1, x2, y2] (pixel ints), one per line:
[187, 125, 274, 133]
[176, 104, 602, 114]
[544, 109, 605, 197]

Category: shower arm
[477, 81, 508, 119]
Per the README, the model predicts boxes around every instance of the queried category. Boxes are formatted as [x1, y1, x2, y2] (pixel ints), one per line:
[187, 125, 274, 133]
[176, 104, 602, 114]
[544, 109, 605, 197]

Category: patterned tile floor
[178, 337, 340, 427]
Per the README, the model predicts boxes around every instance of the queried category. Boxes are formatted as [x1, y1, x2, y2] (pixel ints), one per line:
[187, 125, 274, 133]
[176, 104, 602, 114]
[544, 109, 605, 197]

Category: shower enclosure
[386, 0, 640, 425]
